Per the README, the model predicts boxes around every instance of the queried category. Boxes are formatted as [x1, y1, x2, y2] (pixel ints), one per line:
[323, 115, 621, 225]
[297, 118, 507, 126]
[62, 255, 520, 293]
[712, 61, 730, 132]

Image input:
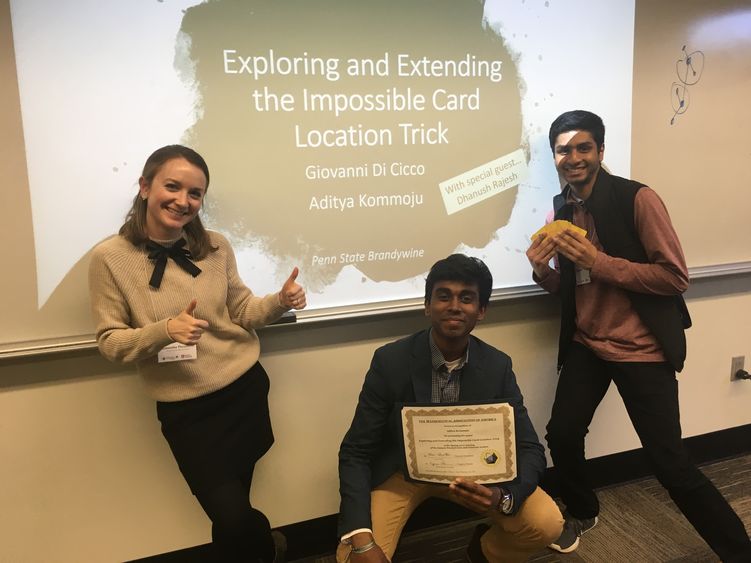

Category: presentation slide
[10, 0, 635, 318]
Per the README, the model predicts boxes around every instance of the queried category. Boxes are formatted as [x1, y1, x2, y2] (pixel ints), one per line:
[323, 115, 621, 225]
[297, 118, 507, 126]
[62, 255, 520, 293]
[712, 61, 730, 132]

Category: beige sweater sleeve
[223, 234, 289, 330]
[88, 239, 174, 364]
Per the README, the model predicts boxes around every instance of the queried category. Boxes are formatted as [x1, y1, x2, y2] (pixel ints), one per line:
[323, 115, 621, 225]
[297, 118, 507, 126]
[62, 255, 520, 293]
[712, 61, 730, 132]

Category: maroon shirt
[535, 186, 688, 362]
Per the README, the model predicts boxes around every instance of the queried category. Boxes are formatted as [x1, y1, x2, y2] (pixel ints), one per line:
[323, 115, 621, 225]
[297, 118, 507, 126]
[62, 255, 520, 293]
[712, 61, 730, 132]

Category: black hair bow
[146, 239, 202, 289]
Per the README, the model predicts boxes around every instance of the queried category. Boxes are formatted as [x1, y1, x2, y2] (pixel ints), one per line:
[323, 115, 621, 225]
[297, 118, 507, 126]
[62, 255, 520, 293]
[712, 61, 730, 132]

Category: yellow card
[531, 220, 587, 240]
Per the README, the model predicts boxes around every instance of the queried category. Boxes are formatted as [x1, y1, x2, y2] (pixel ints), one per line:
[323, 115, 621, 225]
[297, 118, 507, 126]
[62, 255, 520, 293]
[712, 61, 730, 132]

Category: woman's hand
[167, 299, 209, 344]
[279, 267, 307, 310]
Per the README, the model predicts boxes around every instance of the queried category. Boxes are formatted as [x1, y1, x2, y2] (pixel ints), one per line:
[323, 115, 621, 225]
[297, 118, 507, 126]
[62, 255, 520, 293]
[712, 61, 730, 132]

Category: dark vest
[553, 169, 691, 372]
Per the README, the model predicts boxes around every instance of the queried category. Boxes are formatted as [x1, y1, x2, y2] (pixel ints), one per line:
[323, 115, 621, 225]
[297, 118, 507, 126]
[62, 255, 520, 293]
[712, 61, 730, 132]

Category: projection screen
[10, 0, 635, 321]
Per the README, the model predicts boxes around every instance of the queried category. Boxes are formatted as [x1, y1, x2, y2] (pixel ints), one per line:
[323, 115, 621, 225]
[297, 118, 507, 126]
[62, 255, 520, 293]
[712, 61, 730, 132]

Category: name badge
[575, 268, 591, 286]
[158, 342, 198, 363]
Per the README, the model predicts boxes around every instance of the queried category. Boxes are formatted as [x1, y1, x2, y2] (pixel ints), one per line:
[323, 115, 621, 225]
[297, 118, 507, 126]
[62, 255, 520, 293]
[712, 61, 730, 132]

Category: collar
[428, 328, 469, 371]
[566, 187, 585, 205]
[554, 168, 612, 215]
[149, 230, 186, 247]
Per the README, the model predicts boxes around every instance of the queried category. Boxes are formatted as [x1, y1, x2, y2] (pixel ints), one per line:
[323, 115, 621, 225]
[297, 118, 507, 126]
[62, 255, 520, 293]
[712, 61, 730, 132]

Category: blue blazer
[337, 329, 546, 535]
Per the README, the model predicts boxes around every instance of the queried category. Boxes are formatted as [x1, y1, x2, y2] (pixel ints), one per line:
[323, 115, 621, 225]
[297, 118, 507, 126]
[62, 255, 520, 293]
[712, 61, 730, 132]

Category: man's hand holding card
[527, 220, 596, 277]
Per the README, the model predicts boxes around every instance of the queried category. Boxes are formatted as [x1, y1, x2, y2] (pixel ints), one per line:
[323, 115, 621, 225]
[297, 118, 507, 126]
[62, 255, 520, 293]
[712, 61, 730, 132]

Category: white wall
[1, 275, 749, 562]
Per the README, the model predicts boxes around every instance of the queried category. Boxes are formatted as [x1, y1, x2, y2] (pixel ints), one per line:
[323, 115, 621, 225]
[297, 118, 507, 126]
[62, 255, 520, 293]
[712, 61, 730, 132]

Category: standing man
[337, 254, 563, 562]
[527, 110, 751, 560]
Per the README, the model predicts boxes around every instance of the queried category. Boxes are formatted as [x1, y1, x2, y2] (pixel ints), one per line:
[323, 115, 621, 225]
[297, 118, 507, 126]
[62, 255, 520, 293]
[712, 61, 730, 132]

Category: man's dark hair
[424, 254, 493, 307]
[548, 110, 605, 151]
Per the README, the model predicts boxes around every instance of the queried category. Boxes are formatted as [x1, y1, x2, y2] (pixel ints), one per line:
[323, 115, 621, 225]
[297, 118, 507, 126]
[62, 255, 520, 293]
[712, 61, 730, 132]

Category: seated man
[337, 254, 563, 563]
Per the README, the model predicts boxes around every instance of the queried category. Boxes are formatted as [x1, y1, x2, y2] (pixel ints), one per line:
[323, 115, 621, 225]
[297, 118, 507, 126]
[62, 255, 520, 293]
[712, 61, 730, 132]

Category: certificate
[401, 402, 516, 484]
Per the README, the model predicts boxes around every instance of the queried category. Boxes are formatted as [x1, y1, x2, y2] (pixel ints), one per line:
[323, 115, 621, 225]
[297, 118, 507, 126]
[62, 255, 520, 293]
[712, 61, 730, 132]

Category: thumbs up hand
[279, 267, 307, 310]
[166, 299, 210, 344]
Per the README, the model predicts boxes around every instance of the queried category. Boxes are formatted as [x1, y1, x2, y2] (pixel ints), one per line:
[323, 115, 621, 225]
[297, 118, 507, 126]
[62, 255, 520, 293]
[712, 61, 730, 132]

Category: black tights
[194, 465, 275, 563]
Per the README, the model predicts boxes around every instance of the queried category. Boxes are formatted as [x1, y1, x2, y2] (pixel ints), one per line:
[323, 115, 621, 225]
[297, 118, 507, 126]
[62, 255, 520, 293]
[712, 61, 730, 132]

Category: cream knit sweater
[88, 231, 289, 401]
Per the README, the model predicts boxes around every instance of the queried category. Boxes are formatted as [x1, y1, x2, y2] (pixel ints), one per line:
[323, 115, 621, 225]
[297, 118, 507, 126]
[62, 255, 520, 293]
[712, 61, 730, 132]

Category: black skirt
[156, 362, 275, 495]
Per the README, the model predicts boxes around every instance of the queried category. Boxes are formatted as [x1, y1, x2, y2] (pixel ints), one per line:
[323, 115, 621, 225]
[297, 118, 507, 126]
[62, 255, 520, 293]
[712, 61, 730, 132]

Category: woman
[89, 145, 304, 562]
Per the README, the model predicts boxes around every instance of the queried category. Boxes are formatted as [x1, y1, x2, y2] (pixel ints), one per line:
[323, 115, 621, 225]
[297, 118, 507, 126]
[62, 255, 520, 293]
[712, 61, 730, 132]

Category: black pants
[546, 342, 751, 562]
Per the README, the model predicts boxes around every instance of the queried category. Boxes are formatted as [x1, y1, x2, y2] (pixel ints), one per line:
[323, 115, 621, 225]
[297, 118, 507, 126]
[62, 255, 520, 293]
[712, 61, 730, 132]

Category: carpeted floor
[292, 453, 750, 563]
